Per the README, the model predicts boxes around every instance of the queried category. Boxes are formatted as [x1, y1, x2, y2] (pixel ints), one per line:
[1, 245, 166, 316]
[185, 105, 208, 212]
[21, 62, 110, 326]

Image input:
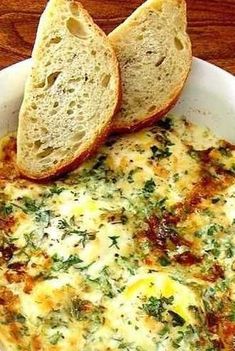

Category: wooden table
[0, 0, 235, 74]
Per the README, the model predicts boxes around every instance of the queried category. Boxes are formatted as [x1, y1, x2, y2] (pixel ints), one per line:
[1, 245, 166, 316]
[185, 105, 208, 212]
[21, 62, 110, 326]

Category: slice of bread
[17, 0, 120, 180]
[109, 0, 192, 133]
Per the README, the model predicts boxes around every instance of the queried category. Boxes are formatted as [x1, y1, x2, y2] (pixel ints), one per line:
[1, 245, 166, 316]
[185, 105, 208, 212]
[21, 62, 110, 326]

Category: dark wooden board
[0, 0, 235, 74]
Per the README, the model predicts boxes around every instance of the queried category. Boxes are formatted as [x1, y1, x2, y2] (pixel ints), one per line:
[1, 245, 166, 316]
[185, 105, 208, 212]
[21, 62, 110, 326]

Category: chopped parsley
[70, 298, 90, 321]
[187, 148, 199, 160]
[49, 331, 64, 345]
[21, 197, 41, 213]
[15, 314, 26, 324]
[207, 224, 221, 236]
[143, 179, 156, 198]
[218, 147, 232, 157]
[159, 256, 171, 267]
[19, 232, 38, 256]
[109, 236, 120, 249]
[157, 117, 173, 130]
[51, 254, 83, 272]
[35, 209, 51, 227]
[143, 296, 174, 321]
[229, 302, 235, 322]
[173, 173, 180, 182]
[168, 310, 185, 326]
[150, 145, 172, 160]
[88, 266, 115, 298]
[127, 167, 142, 184]
[93, 155, 107, 170]
[58, 216, 96, 245]
[0, 202, 13, 217]
[49, 184, 65, 195]
[58, 218, 71, 230]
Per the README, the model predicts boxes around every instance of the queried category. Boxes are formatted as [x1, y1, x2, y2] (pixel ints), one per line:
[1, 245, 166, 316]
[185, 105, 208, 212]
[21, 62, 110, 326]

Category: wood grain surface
[0, 0, 235, 74]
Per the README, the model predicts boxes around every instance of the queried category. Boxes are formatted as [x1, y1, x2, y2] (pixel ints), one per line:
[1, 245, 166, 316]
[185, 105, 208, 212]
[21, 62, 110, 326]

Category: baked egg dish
[0, 115, 234, 350]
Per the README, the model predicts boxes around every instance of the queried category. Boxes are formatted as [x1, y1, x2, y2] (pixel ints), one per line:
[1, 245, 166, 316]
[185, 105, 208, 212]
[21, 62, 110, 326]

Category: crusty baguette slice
[109, 0, 192, 133]
[17, 0, 120, 180]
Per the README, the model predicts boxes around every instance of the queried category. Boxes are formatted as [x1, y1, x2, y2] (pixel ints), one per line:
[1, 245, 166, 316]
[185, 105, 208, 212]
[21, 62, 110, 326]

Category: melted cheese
[0, 115, 234, 351]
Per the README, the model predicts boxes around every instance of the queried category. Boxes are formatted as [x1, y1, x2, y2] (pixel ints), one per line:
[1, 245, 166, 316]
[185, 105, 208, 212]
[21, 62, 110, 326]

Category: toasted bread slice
[109, 0, 192, 133]
[17, 0, 120, 180]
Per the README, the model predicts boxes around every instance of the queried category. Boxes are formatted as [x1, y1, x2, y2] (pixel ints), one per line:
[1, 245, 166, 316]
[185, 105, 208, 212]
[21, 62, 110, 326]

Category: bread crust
[18, 78, 122, 182]
[18, 66, 122, 182]
[112, 95, 179, 135]
[18, 120, 113, 182]
[111, 63, 192, 134]
[109, 0, 192, 134]
[17, 0, 121, 181]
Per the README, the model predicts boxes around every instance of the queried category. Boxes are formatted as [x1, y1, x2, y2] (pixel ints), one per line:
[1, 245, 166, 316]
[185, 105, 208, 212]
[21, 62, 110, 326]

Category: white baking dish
[0, 58, 235, 143]
[0, 57, 234, 351]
